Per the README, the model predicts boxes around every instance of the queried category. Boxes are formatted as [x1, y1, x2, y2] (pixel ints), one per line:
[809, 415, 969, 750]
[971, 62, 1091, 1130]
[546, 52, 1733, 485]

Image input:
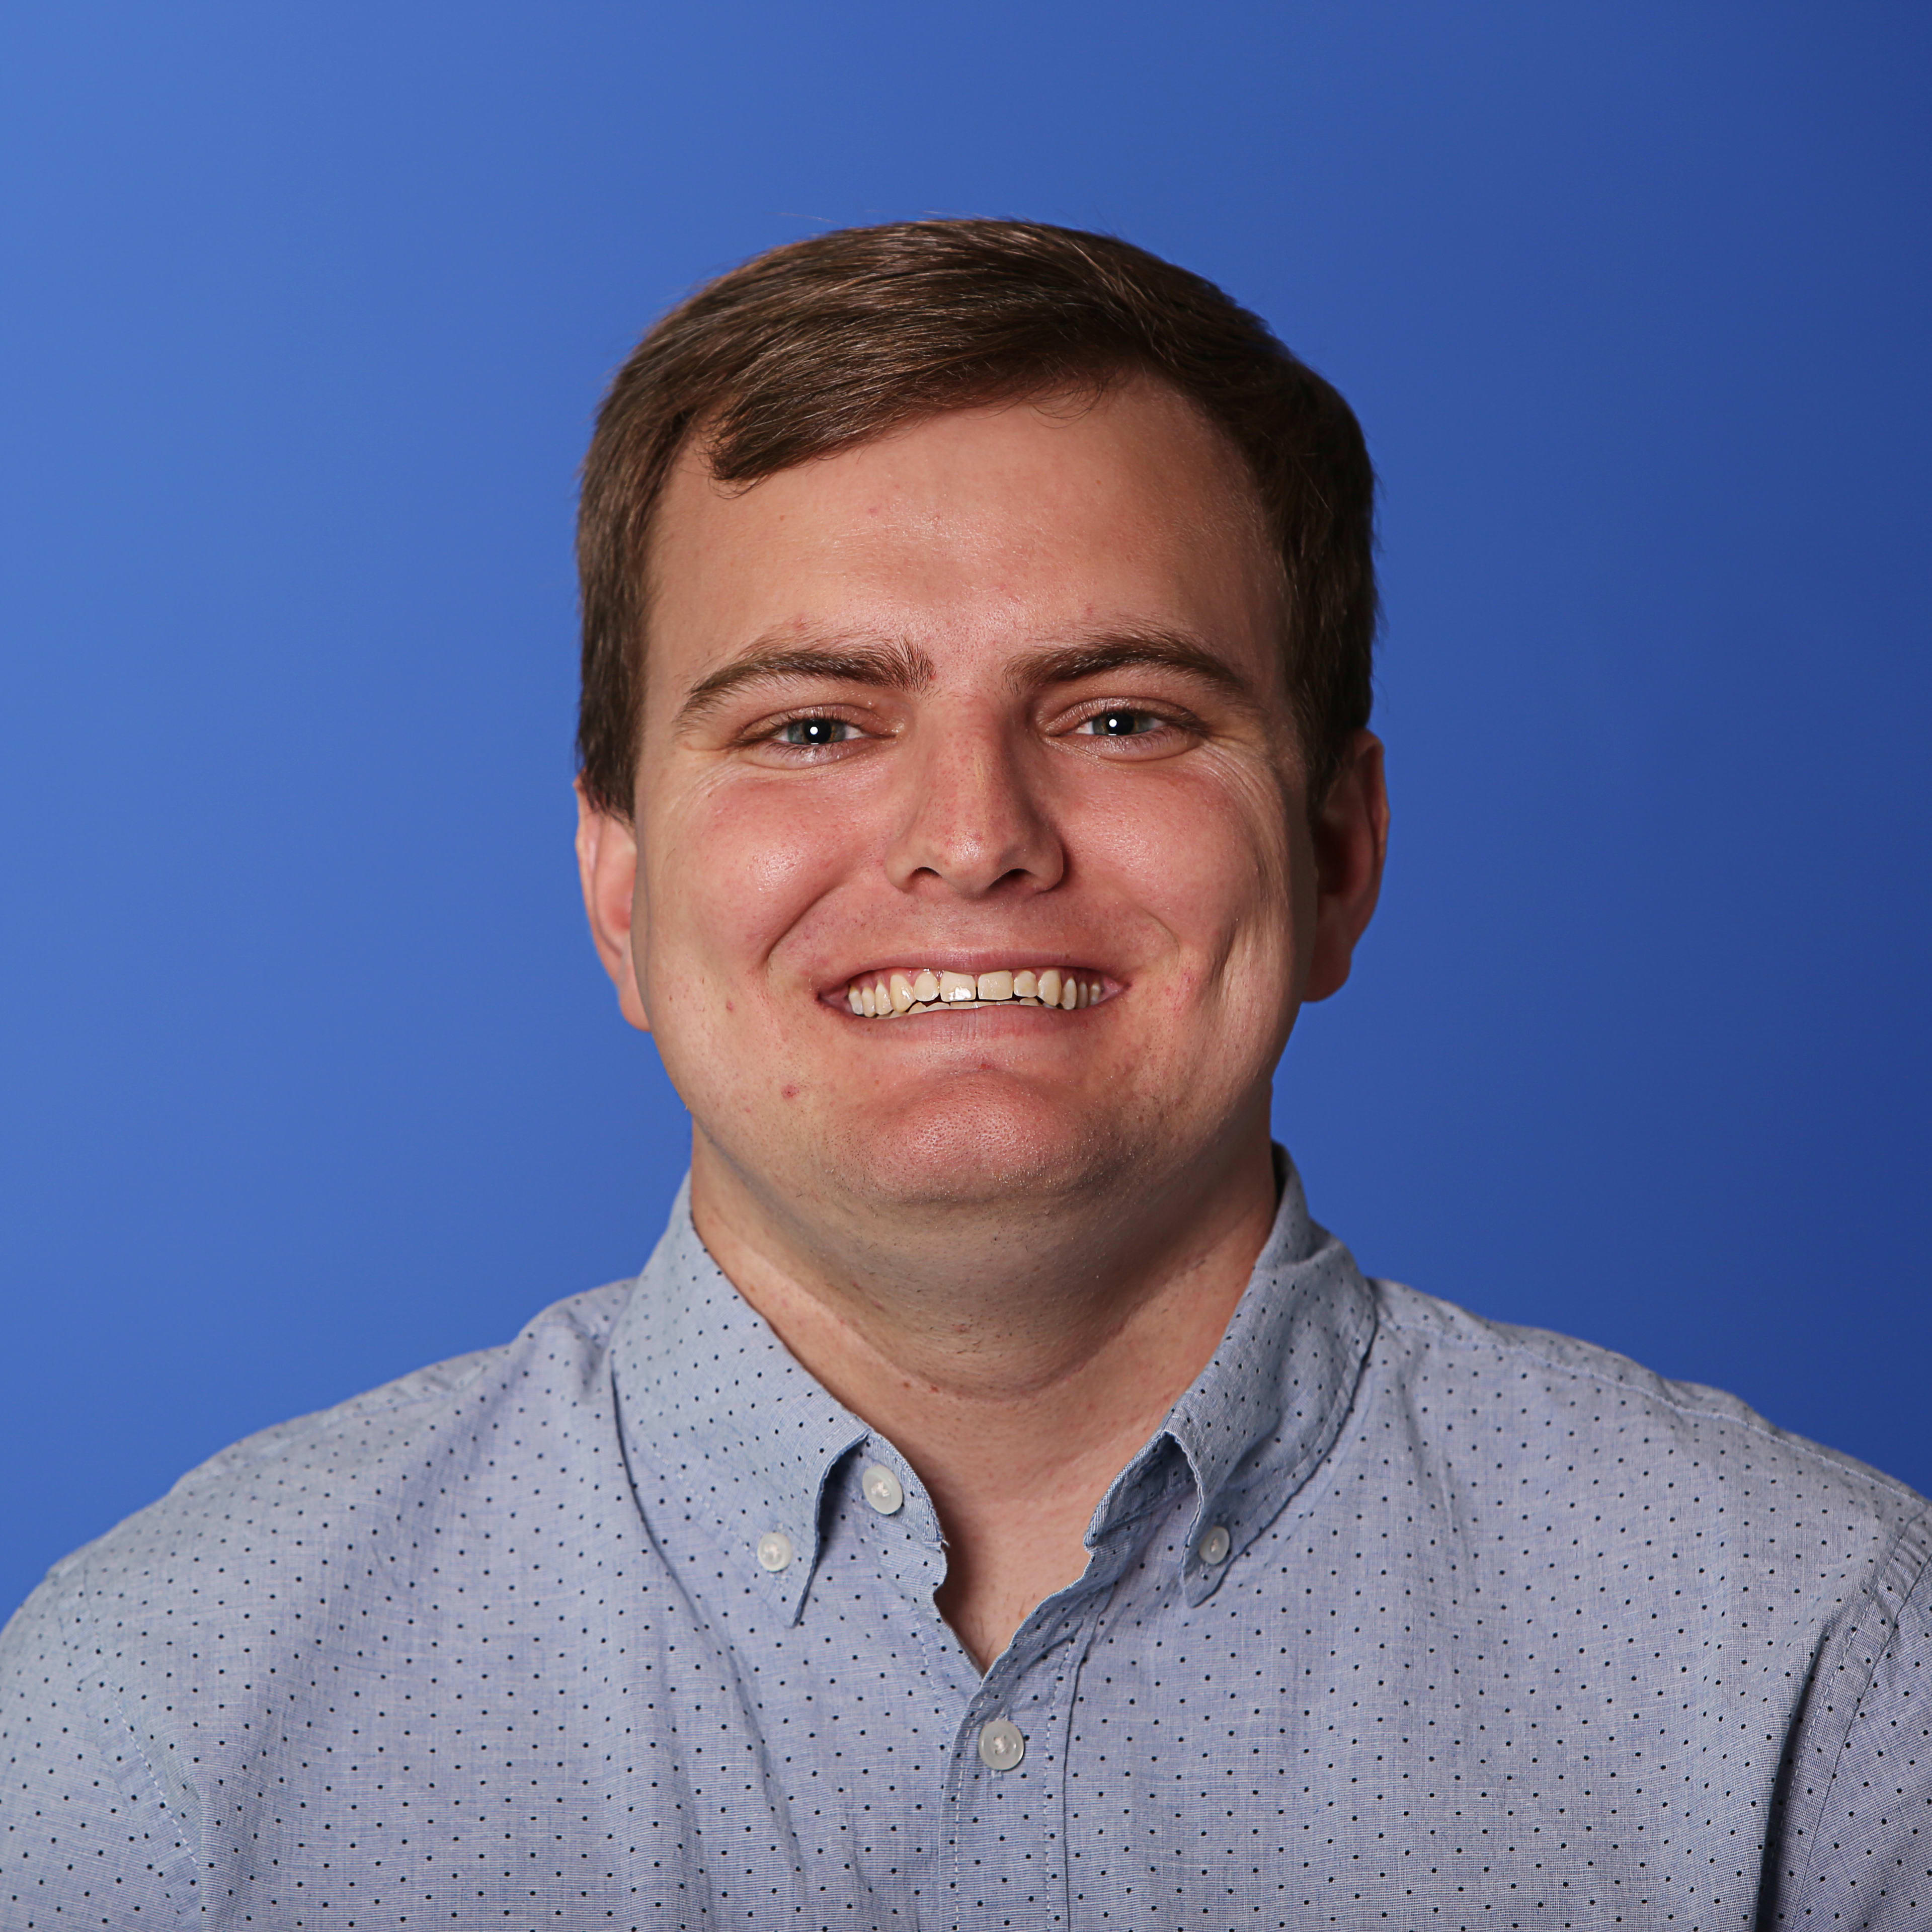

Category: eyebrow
[1012, 629, 1260, 707]
[675, 636, 937, 728]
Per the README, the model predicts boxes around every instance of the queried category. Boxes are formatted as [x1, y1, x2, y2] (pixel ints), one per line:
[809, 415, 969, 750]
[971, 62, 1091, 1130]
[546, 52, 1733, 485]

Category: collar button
[861, 1463, 905, 1515]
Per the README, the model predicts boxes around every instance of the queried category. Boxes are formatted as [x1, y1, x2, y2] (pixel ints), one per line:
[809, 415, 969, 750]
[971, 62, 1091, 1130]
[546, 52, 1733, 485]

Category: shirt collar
[1114, 1150, 1378, 1605]
[610, 1177, 870, 1622]
[609, 1152, 1377, 1623]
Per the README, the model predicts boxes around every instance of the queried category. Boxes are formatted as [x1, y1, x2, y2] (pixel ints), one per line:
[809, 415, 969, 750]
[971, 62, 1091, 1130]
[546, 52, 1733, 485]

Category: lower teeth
[847, 982, 1099, 1016]
[898, 996, 1049, 1013]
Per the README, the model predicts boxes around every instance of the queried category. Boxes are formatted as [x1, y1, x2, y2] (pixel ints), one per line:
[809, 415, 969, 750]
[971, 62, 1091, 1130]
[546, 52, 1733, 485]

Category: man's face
[583, 376, 1382, 1231]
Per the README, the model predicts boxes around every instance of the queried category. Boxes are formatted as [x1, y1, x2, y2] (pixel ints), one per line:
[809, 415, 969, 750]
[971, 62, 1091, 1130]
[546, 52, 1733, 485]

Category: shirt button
[756, 1531, 793, 1571]
[860, 1463, 905, 1515]
[1198, 1523, 1232, 1567]
[977, 1718, 1026, 1771]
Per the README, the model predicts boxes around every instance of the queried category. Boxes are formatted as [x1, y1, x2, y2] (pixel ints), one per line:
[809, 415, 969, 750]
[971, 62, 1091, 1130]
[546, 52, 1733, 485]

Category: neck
[687, 1113, 1281, 1669]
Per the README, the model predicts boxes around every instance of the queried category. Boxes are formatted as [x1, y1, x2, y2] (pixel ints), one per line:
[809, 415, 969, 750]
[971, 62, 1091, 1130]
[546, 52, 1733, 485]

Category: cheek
[644, 777, 857, 974]
[1074, 766, 1298, 982]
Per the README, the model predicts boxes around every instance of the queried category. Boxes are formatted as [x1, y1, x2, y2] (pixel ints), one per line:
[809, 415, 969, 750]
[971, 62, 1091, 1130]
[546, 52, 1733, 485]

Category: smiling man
[5, 221, 1928, 1929]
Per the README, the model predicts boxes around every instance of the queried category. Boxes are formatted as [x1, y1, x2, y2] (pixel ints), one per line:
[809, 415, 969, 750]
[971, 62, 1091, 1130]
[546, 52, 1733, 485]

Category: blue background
[3, 3, 1927, 1620]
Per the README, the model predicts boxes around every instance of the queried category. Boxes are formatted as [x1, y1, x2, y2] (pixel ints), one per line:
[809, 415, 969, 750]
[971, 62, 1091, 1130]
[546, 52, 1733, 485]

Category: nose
[883, 711, 1065, 900]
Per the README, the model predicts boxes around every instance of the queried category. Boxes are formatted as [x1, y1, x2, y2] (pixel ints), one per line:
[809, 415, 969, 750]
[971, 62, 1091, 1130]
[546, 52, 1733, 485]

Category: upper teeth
[845, 968, 1103, 1017]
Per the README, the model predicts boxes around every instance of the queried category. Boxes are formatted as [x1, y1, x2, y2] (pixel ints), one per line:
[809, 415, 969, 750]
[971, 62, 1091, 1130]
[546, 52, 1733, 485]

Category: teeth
[842, 968, 1107, 1019]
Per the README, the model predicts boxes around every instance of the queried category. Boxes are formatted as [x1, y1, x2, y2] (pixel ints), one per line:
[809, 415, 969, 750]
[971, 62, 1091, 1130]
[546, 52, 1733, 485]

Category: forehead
[643, 376, 1283, 694]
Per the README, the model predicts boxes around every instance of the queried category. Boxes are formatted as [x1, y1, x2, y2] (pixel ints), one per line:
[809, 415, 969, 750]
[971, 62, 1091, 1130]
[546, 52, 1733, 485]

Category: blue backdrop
[4, 3, 1927, 1621]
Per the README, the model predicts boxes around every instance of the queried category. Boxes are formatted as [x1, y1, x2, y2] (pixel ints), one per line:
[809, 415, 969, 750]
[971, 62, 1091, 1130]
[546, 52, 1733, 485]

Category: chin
[825, 1078, 1132, 1214]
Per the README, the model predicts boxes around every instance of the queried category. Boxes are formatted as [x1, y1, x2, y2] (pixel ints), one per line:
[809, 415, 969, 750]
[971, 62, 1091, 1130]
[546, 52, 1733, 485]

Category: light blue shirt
[5, 1160, 1928, 1927]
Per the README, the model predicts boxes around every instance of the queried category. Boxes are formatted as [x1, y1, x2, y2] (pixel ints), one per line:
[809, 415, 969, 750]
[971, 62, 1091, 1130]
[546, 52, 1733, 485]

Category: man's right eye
[777, 717, 857, 747]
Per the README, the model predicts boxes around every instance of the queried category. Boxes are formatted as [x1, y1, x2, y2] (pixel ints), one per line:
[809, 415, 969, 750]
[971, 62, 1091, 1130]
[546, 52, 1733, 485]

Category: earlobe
[574, 783, 653, 1034]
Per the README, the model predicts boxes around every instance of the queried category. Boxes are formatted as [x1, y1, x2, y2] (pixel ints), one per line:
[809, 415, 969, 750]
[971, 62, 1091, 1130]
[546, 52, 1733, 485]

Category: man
[3, 220, 1925, 1929]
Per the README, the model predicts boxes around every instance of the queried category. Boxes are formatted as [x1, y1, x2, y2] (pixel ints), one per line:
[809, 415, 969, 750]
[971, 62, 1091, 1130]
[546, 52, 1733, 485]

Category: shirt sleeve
[1776, 1508, 1932, 1928]
[0, 1566, 200, 1925]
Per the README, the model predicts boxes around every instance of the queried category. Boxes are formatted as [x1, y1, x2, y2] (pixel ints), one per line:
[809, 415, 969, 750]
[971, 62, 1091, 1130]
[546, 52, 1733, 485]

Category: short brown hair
[577, 219, 1376, 815]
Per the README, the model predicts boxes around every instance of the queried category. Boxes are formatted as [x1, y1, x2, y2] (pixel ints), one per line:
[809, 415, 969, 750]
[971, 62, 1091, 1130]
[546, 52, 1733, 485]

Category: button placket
[942, 1602, 1098, 1930]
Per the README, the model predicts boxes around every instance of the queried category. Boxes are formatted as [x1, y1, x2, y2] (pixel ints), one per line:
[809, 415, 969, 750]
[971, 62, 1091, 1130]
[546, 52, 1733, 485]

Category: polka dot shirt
[4, 1160, 1928, 1927]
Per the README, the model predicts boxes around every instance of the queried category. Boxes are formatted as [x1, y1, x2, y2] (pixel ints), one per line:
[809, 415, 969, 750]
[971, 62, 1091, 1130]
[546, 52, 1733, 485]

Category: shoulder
[4, 1278, 638, 1656]
[1362, 1274, 1928, 1558]
[0, 1281, 642, 1898]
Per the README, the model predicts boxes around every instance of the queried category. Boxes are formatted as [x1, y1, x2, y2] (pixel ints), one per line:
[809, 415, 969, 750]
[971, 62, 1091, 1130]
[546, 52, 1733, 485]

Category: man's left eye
[1080, 709, 1161, 737]
[778, 717, 856, 747]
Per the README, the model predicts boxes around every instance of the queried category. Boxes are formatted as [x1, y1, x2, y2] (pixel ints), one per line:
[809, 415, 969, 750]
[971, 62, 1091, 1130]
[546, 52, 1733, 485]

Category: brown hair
[577, 218, 1376, 815]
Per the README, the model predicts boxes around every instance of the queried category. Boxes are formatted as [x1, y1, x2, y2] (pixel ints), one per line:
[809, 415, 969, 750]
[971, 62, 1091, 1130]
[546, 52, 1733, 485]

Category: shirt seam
[1787, 1499, 1932, 1905]
[158, 1291, 638, 1512]
[100, 1676, 202, 1923]
[156, 1348, 512, 1499]
[1374, 1294, 1917, 1505]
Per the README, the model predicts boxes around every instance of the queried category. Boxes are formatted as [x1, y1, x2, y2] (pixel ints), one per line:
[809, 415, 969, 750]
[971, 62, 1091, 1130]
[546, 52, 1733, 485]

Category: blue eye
[779, 717, 853, 747]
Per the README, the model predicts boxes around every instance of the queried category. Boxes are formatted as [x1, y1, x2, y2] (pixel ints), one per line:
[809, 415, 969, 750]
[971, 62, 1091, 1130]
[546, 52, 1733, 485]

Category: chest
[197, 1493, 1801, 1929]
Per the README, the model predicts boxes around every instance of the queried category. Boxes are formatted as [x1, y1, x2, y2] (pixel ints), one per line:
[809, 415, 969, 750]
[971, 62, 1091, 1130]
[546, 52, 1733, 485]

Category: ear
[1303, 730, 1389, 1004]
[575, 781, 652, 1032]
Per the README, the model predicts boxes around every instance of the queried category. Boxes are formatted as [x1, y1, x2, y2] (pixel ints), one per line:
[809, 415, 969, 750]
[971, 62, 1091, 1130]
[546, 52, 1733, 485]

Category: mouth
[837, 965, 1107, 1019]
